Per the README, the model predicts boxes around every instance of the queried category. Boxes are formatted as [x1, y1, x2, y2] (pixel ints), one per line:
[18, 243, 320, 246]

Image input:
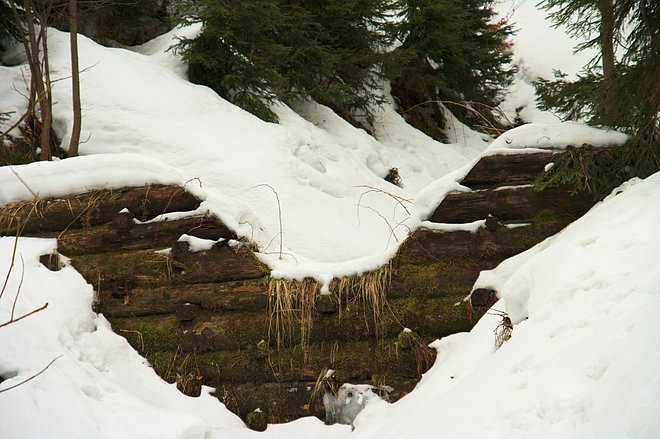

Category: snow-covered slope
[2, 24, 487, 282]
[351, 173, 660, 439]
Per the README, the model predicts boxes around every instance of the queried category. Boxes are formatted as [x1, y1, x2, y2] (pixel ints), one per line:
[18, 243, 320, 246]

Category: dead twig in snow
[0, 355, 62, 394]
[249, 184, 283, 259]
[0, 303, 49, 330]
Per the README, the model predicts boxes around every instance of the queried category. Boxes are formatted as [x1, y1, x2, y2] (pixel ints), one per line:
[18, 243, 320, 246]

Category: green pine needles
[175, 0, 515, 133]
[534, 0, 659, 198]
[176, 0, 393, 124]
[388, 0, 515, 140]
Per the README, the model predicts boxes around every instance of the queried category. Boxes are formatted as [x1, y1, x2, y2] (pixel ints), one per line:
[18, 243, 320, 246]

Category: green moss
[390, 258, 480, 299]
[386, 296, 471, 338]
[109, 315, 180, 353]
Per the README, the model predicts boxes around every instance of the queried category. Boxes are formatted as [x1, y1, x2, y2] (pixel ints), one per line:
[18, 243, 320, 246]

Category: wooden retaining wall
[0, 149, 599, 428]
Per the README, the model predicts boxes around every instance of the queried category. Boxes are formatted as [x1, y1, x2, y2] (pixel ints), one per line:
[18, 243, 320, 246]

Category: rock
[323, 383, 382, 426]
[470, 288, 498, 308]
[485, 214, 500, 232]
[175, 303, 200, 322]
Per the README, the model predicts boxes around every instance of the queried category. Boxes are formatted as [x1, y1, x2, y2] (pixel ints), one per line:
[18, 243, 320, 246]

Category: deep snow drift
[351, 174, 660, 439]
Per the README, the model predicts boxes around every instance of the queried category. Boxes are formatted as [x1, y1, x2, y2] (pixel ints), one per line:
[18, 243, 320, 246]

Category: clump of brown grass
[334, 262, 391, 339]
[268, 278, 319, 350]
[397, 330, 436, 378]
[267, 264, 392, 352]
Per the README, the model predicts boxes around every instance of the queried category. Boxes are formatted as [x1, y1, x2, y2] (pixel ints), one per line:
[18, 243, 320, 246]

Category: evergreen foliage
[388, 0, 515, 140]
[176, 0, 515, 133]
[535, 0, 659, 197]
[0, 2, 19, 42]
[177, 0, 392, 123]
[82, 0, 167, 46]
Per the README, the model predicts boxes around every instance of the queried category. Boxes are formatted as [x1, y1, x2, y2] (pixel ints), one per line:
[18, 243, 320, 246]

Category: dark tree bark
[68, 0, 81, 157]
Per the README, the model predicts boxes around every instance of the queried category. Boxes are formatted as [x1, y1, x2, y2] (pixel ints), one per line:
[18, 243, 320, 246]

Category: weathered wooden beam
[71, 243, 267, 295]
[96, 279, 269, 317]
[461, 152, 556, 189]
[396, 222, 566, 264]
[0, 185, 200, 236]
[55, 214, 235, 255]
[170, 240, 268, 283]
[428, 187, 592, 224]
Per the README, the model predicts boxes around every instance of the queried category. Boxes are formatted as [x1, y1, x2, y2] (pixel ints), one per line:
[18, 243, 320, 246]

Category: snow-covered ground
[1, 0, 658, 437]
[1, 171, 658, 438]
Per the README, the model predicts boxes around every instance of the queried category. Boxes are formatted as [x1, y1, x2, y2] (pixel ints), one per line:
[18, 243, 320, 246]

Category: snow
[350, 172, 660, 439]
[177, 234, 225, 252]
[1, 0, 658, 437]
[494, 0, 598, 124]
[485, 122, 628, 156]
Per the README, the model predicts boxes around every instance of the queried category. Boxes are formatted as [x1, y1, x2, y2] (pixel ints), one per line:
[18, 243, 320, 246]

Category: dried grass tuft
[268, 263, 392, 351]
[268, 278, 319, 350]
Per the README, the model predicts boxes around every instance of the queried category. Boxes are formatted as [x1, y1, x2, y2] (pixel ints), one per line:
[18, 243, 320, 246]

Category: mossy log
[109, 294, 467, 353]
[0, 185, 200, 235]
[429, 187, 592, 224]
[396, 221, 566, 264]
[96, 279, 269, 317]
[144, 338, 427, 423]
[54, 214, 235, 255]
[461, 152, 556, 189]
[389, 257, 490, 299]
[71, 244, 267, 295]
[72, 249, 173, 295]
[171, 241, 268, 283]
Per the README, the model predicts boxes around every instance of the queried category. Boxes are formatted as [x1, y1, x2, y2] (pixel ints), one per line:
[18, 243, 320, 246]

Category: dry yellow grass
[267, 263, 392, 351]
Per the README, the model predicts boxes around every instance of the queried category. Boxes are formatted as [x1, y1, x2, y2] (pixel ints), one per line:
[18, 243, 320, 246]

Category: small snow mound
[485, 122, 628, 156]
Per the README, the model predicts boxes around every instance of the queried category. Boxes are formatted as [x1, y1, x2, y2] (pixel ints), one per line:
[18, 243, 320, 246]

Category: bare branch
[0, 302, 48, 329]
[0, 232, 20, 302]
[0, 355, 62, 394]
[249, 184, 283, 260]
[10, 255, 25, 321]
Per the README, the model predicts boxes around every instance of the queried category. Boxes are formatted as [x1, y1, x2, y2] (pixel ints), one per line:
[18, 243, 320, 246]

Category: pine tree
[389, 0, 514, 141]
[297, 0, 393, 127]
[177, 0, 392, 124]
[180, 0, 291, 121]
[1, 3, 19, 42]
[535, 0, 659, 196]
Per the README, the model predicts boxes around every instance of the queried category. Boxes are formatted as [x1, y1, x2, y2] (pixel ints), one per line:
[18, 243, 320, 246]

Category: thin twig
[0, 302, 48, 329]
[10, 168, 38, 200]
[0, 230, 20, 302]
[0, 355, 62, 394]
[10, 255, 25, 321]
[355, 185, 412, 218]
[358, 205, 399, 243]
[249, 184, 283, 259]
[118, 329, 145, 352]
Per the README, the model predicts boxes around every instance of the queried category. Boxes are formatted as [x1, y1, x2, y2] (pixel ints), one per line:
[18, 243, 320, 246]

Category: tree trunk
[22, 0, 52, 161]
[68, 0, 81, 157]
[40, 15, 54, 161]
[10, 2, 38, 128]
